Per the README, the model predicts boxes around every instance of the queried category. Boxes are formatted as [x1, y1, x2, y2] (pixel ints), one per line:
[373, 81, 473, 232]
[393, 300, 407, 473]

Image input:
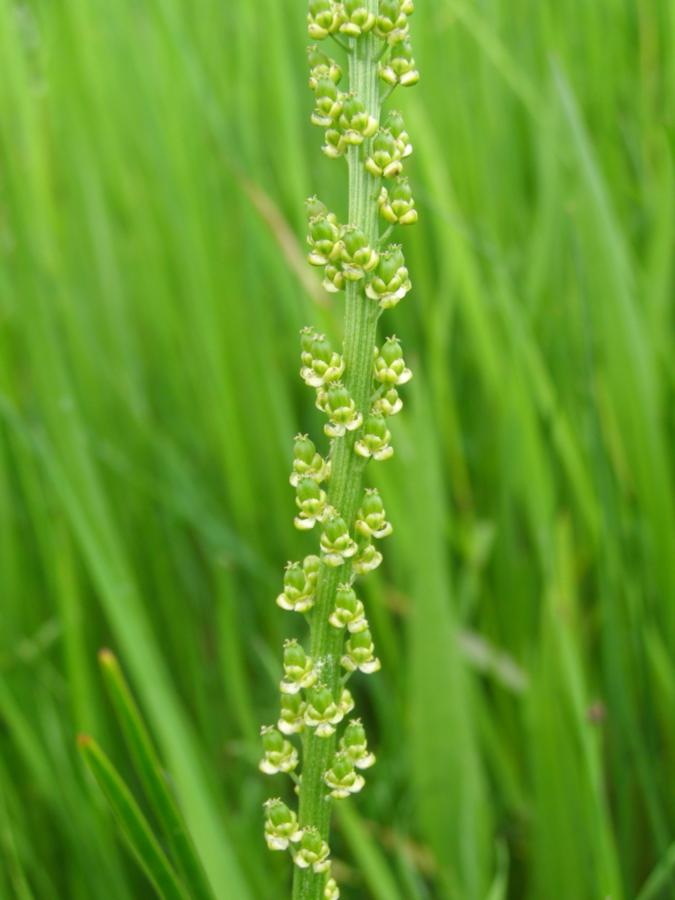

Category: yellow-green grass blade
[78, 735, 189, 900]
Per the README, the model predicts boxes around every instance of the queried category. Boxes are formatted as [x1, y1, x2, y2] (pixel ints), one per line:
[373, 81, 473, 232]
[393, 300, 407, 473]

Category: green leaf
[78, 735, 189, 900]
[98, 649, 214, 900]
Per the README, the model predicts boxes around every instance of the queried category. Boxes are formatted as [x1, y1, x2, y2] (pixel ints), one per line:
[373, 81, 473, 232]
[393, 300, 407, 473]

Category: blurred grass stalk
[0, 0, 674, 898]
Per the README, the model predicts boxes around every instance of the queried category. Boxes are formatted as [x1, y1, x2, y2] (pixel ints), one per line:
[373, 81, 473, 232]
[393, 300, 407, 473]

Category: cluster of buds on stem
[262, 2, 419, 896]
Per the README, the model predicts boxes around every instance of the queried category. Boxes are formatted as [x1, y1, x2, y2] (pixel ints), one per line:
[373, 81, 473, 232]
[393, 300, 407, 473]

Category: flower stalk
[261, 2, 418, 898]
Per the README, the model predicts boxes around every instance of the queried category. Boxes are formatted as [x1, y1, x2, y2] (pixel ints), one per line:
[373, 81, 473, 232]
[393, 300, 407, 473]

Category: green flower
[378, 178, 418, 225]
[293, 827, 331, 873]
[311, 77, 343, 127]
[352, 540, 383, 574]
[300, 333, 345, 387]
[341, 628, 381, 674]
[365, 244, 411, 309]
[264, 798, 302, 850]
[324, 752, 365, 799]
[373, 386, 403, 417]
[308, 45, 342, 90]
[320, 383, 363, 437]
[308, 0, 344, 40]
[383, 109, 412, 158]
[340, 226, 379, 280]
[365, 129, 402, 178]
[339, 0, 375, 37]
[355, 487, 392, 538]
[320, 509, 358, 566]
[375, 0, 409, 44]
[379, 39, 420, 87]
[280, 639, 317, 694]
[373, 335, 412, 386]
[259, 726, 299, 774]
[340, 719, 376, 769]
[307, 214, 342, 266]
[328, 583, 368, 632]
[338, 95, 378, 145]
[304, 684, 345, 737]
[354, 413, 394, 461]
[289, 434, 330, 487]
[276, 556, 321, 613]
[278, 692, 307, 735]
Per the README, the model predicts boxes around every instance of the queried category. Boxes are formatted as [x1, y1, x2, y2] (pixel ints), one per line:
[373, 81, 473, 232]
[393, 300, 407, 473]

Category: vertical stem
[293, 17, 381, 900]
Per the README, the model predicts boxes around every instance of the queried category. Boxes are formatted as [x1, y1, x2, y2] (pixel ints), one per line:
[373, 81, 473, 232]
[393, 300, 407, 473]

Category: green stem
[293, 21, 381, 900]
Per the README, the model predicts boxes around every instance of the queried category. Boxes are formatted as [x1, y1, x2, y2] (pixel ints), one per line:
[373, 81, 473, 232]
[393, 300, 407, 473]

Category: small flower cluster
[262, 3, 419, 896]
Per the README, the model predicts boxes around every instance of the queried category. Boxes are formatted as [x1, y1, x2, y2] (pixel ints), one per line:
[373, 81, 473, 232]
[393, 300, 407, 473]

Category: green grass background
[1, 0, 674, 897]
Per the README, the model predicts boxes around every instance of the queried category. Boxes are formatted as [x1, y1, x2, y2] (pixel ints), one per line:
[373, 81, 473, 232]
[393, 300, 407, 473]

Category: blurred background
[1, 1, 674, 898]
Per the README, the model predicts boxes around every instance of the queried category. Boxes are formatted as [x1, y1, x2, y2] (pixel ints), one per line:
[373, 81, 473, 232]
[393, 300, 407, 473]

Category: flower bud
[324, 752, 365, 799]
[293, 827, 331, 873]
[300, 334, 345, 387]
[307, 215, 342, 266]
[374, 386, 403, 417]
[290, 434, 330, 487]
[264, 798, 303, 850]
[364, 129, 402, 178]
[281, 639, 317, 694]
[339, 0, 375, 36]
[375, 0, 409, 44]
[383, 109, 412, 158]
[374, 336, 412, 386]
[308, 0, 344, 40]
[340, 226, 379, 280]
[352, 540, 383, 574]
[354, 413, 394, 461]
[321, 383, 363, 437]
[341, 718, 376, 768]
[304, 684, 344, 737]
[259, 726, 299, 774]
[311, 78, 343, 127]
[308, 45, 343, 90]
[320, 508, 358, 565]
[278, 692, 307, 735]
[338, 95, 378, 146]
[342, 628, 381, 674]
[379, 40, 420, 87]
[378, 178, 418, 225]
[365, 244, 411, 309]
[355, 487, 393, 538]
[322, 260, 346, 291]
[328, 583, 368, 632]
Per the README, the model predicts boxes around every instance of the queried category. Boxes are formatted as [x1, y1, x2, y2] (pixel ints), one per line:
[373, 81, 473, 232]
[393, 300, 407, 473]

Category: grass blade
[98, 649, 214, 900]
[78, 735, 189, 900]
